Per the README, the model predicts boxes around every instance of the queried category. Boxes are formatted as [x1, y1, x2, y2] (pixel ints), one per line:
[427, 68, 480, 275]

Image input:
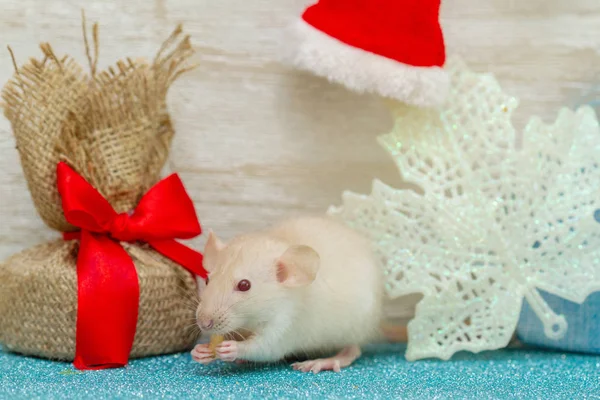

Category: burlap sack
[0, 240, 198, 360]
[0, 18, 200, 361]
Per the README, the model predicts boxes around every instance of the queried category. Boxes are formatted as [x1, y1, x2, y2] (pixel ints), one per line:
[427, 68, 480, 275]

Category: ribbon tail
[73, 231, 140, 370]
[148, 239, 207, 279]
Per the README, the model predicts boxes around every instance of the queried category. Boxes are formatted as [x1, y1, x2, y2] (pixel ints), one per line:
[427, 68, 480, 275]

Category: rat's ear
[276, 245, 320, 287]
[203, 231, 225, 273]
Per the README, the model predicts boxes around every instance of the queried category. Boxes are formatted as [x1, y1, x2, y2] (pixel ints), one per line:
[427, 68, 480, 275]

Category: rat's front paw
[191, 344, 215, 365]
[216, 340, 240, 362]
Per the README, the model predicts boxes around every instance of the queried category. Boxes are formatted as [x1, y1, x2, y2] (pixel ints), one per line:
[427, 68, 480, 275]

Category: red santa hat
[288, 0, 448, 107]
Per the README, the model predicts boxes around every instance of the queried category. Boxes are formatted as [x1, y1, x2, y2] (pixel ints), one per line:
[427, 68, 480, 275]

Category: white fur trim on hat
[288, 19, 449, 107]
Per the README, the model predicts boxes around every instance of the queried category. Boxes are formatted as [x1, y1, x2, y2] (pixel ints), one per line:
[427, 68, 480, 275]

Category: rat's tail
[381, 323, 408, 342]
[377, 293, 421, 343]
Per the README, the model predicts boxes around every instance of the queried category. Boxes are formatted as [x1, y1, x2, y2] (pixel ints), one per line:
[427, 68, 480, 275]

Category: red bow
[56, 162, 207, 370]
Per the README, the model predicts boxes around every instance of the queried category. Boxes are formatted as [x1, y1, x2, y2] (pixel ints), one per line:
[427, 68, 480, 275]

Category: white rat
[191, 216, 383, 373]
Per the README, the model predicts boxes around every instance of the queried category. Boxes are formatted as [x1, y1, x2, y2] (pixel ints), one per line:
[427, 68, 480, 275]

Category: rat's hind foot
[292, 345, 361, 373]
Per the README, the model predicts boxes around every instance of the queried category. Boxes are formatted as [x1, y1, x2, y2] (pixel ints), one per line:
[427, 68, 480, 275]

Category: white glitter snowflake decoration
[328, 57, 600, 361]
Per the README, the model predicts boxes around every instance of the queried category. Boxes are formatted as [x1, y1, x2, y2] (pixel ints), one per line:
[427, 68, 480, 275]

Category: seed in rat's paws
[209, 334, 224, 357]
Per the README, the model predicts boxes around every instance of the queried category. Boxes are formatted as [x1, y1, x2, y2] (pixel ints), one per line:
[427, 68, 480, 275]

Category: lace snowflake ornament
[328, 57, 600, 361]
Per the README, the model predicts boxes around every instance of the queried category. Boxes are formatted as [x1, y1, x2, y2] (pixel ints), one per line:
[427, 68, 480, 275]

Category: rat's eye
[205, 276, 209, 285]
[236, 279, 251, 292]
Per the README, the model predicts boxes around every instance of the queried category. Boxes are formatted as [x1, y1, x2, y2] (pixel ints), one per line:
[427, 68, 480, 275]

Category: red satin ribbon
[56, 162, 207, 370]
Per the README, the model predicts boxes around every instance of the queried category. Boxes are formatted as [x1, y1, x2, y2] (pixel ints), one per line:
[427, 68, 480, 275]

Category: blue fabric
[517, 290, 600, 354]
[1, 343, 599, 399]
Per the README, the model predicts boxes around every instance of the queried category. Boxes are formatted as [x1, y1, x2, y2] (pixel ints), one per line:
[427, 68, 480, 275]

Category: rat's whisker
[178, 289, 200, 306]
[175, 301, 201, 315]
[184, 316, 199, 326]
[184, 321, 201, 331]
[175, 297, 200, 309]
[176, 291, 200, 306]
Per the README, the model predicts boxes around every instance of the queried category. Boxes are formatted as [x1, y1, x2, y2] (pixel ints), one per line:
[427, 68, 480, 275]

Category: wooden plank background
[0, 0, 599, 267]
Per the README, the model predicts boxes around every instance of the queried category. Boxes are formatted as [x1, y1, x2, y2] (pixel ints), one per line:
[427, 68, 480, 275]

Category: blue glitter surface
[1, 343, 599, 399]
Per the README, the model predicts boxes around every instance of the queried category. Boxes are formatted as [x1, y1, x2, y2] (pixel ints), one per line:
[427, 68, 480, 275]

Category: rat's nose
[199, 319, 214, 330]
